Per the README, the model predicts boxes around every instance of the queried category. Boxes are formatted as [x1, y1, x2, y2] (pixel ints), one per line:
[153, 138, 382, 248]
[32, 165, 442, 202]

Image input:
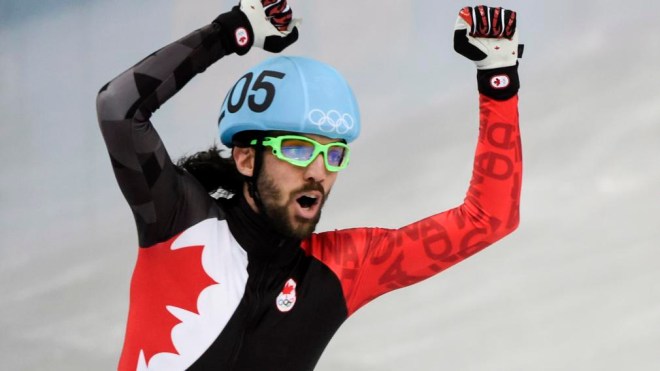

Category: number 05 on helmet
[218, 56, 361, 146]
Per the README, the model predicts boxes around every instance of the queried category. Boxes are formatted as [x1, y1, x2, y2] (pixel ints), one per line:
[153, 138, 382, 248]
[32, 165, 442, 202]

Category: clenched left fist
[454, 5, 520, 70]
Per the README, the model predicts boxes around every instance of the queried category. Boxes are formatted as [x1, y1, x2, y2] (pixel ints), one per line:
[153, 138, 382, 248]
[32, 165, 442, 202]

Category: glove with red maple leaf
[213, 0, 300, 56]
[454, 5, 522, 100]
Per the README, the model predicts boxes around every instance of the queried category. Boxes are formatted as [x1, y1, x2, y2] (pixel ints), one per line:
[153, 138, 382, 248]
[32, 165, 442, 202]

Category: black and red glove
[213, 0, 300, 56]
[454, 5, 522, 100]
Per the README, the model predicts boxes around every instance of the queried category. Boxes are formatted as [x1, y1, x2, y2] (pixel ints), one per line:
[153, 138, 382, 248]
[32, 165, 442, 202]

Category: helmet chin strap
[246, 144, 267, 216]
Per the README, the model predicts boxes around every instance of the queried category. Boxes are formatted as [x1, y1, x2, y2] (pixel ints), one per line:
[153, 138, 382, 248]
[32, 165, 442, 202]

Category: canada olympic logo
[490, 74, 510, 89]
[276, 278, 298, 313]
[307, 109, 355, 135]
[234, 27, 249, 47]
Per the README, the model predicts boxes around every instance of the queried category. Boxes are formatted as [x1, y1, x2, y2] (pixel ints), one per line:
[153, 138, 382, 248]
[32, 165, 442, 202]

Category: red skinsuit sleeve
[302, 94, 522, 316]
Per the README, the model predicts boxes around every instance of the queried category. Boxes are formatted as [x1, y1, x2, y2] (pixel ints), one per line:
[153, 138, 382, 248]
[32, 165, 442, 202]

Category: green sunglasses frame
[250, 135, 350, 172]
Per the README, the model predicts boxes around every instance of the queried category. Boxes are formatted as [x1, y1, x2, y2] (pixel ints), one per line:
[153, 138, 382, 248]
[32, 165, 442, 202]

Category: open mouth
[292, 188, 324, 221]
[296, 194, 319, 209]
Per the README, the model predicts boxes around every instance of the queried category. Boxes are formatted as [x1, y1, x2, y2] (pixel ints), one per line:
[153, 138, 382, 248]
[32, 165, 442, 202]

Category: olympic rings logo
[307, 109, 355, 135]
[278, 298, 294, 308]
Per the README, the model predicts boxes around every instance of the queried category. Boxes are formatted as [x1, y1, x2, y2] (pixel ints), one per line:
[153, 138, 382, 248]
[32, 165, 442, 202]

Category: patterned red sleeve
[302, 94, 522, 316]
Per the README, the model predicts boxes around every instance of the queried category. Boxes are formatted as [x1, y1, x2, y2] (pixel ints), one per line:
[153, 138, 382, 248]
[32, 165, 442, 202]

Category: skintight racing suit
[96, 15, 522, 371]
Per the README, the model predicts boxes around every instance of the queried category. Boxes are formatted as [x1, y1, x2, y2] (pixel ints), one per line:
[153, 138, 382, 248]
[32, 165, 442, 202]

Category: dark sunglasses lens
[326, 146, 347, 167]
[280, 139, 315, 161]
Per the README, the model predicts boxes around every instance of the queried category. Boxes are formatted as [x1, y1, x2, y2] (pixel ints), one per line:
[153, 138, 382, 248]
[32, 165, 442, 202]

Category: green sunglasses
[250, 135, 350, 172]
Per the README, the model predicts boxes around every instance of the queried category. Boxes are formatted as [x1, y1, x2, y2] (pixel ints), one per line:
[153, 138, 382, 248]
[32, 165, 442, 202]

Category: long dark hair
[176, 130, 266, 197]
[176, 145, 244, 197]
[177, 131, 267, 198]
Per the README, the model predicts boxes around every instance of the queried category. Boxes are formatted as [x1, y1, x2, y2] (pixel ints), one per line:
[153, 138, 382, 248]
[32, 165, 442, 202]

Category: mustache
[301, 181, 324, 193]
[289, 181, 327, 199]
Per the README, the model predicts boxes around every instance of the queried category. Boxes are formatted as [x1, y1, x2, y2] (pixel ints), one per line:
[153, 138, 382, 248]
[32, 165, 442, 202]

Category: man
[97, 1, 522, 370]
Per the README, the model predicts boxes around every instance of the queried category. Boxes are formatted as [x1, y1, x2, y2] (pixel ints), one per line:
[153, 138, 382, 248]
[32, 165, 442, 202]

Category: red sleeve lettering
[302, 94, 522, 316]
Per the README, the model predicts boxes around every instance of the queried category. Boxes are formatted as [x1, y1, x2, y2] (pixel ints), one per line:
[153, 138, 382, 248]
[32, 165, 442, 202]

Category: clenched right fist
[213, 0, 300, 56]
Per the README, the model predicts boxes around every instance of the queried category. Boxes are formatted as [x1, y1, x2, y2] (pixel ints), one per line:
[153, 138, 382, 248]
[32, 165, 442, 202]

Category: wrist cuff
[477, 63, 519, 100]
[212, 7, 254, 56]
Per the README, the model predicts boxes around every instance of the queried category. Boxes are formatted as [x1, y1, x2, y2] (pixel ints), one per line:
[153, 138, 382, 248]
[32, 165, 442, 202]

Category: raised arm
[305, 5, 523, 315]
[96, 1, 299, 246]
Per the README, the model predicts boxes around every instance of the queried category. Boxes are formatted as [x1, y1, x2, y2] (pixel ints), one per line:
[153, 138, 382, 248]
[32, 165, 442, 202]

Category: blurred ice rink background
[1, 0, 659, 370]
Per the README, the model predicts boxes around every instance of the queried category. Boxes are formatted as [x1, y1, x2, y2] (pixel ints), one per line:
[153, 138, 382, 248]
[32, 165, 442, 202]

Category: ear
[233, 147, 256, 177]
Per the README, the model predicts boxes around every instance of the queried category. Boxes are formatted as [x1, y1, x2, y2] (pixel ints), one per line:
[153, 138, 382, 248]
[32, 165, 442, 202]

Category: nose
[303, 153, 328, 182]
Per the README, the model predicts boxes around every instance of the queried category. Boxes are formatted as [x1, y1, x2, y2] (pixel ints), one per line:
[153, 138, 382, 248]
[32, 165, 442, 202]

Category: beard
[256, 172, 328, 240]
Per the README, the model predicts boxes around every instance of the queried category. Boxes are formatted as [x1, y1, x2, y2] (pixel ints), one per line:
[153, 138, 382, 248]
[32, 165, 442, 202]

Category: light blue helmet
[219, 56, 360, 146]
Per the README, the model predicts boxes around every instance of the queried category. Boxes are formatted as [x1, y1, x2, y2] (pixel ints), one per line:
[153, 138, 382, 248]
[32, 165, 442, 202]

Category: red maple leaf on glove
[118, 233, 217, 370]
